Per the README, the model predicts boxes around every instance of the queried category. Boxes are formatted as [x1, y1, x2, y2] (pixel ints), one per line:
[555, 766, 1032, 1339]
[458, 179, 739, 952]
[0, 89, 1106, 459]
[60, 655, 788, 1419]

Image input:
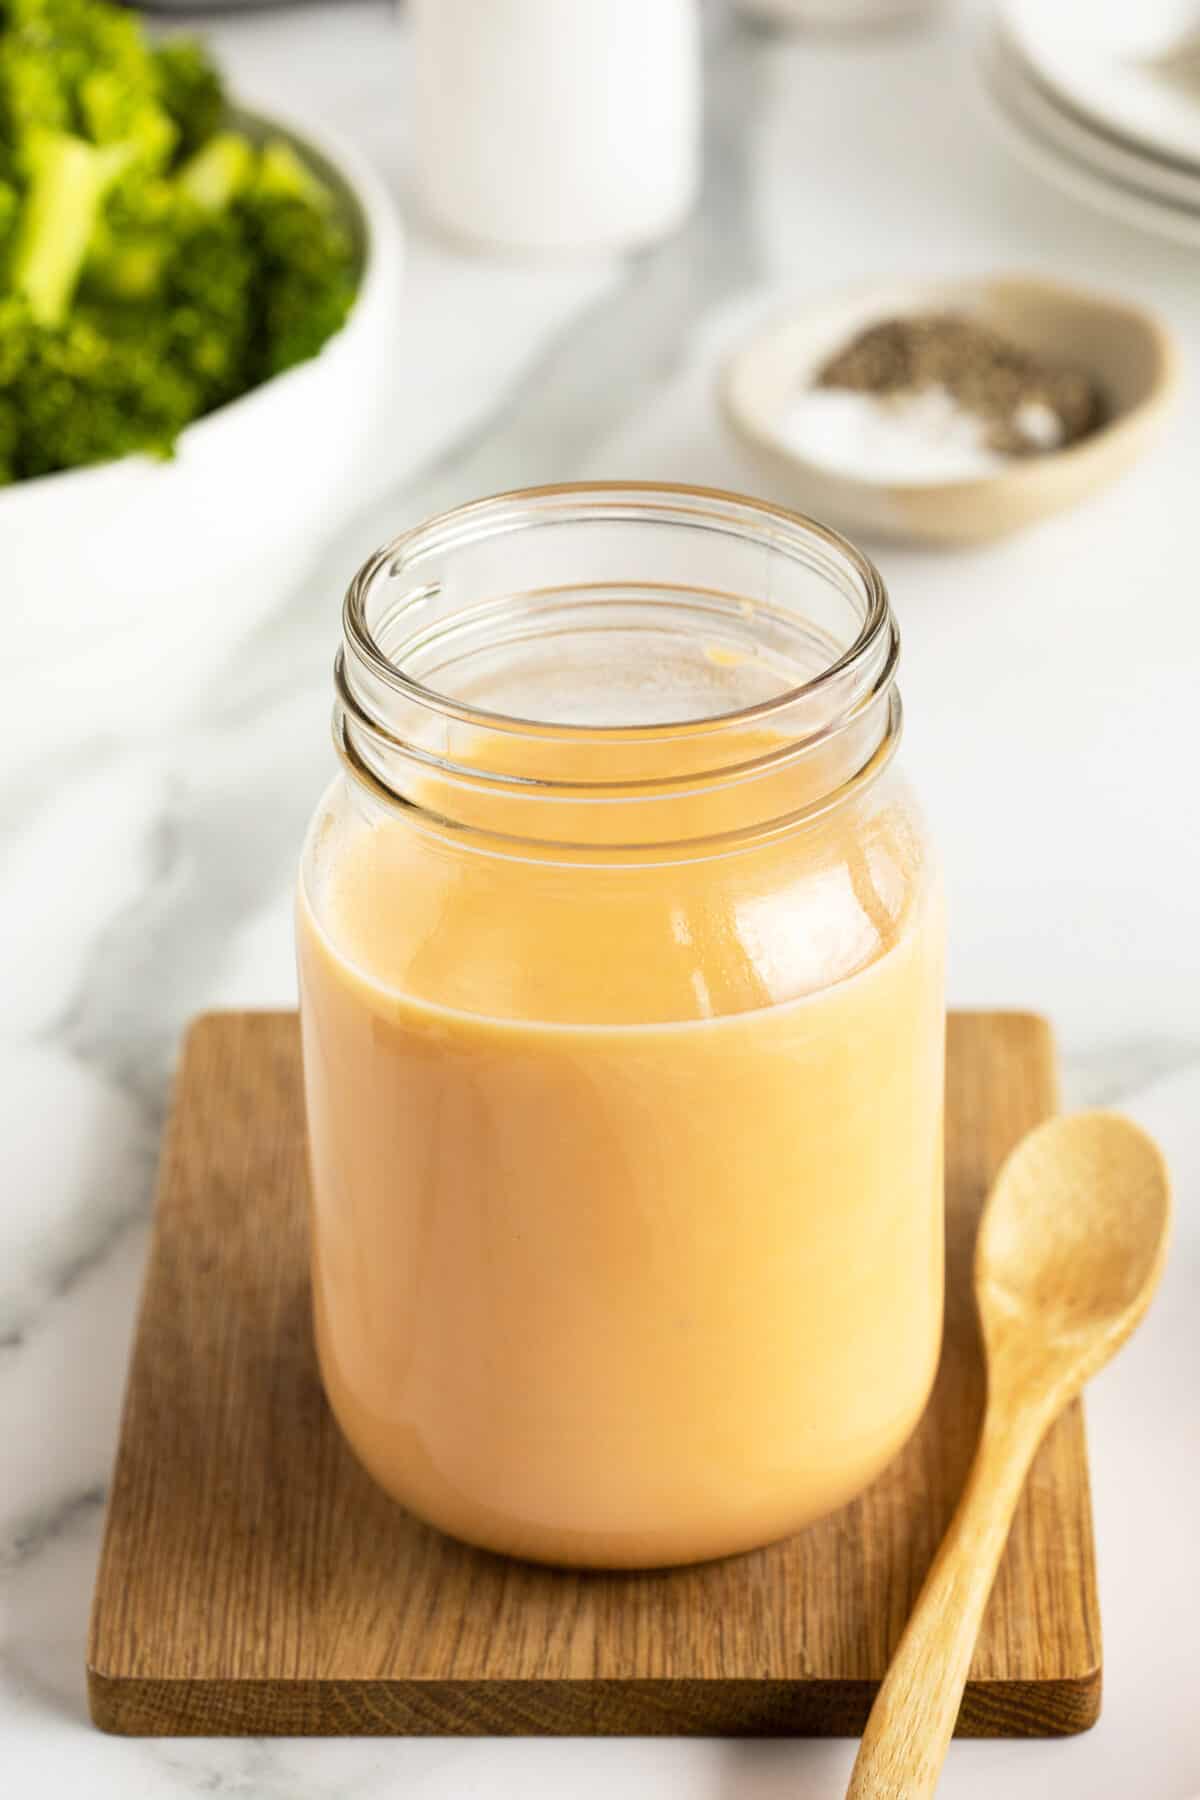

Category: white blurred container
[410, 0, 700, 254]
[736, 0, 935, 26]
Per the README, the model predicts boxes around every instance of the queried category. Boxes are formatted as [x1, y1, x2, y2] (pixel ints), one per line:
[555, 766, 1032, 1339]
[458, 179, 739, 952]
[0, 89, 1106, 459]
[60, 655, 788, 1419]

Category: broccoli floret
[79, 65, 176, 169]
[177, 130, 252, 212]
[83, 220, 167, 300]
[0, 290, 199, 477]
[4, 201, 256, 478]
[0, 294, 21, 479]
[82, 192, 256, 408]
[0, 25, 72, 171]
[154, 38, 224, 161]
[83, 162, 172, 296]
[11, 125, 132, 322]
[83, 148, 255, 400]
[0, 0, 224, 170]
[248, 194, 357, 378]
[241, 138, 356, 377]
[0, 0, 166, 145]
[0, 171, 17, 266]
[159, 207, 255, 405]
[0, 401, 17, 479]
[255, 135, 332, 209]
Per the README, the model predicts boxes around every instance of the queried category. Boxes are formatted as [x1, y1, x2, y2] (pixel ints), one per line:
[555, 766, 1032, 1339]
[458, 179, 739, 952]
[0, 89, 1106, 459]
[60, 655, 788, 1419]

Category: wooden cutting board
[88, 1010, 1100, 1738]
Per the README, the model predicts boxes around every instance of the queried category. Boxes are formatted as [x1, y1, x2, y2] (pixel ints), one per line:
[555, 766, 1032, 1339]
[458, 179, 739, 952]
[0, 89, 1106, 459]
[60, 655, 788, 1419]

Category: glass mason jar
[297, 484, 945, 1570]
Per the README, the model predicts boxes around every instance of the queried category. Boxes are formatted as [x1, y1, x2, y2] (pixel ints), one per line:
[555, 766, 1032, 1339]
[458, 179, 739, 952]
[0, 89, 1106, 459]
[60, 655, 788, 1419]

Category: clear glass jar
[297, 484, 944, 1570]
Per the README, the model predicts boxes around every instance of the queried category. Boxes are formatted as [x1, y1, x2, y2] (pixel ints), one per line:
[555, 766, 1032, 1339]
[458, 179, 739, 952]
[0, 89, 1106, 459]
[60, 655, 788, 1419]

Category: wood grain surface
[87, 1010, 1101, 1738]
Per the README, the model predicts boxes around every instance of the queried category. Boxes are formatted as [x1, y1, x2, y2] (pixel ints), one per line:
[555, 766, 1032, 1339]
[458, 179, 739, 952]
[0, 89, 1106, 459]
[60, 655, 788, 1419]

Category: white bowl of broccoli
[0, 1, 402, 744]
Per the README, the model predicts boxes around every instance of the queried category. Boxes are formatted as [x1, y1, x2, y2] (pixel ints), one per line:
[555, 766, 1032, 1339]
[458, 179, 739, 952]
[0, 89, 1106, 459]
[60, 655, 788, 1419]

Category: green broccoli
[0, 0, 361, 484]
[12, 125, 132, 322]
[157, 205, 256, 406]
[177, 130, 253, 212]
[154, 38, 224, 160]
[0, 0, 168, 151]
[0, 14, 73, 164]
[0, 168, 17, 261]
[0, 291, 200, 478]
[242, 137, 356, 378]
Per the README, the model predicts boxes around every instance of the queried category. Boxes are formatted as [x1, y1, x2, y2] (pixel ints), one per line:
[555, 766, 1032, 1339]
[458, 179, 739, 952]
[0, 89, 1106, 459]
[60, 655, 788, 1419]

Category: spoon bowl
[978, 1111, 1172, 1394]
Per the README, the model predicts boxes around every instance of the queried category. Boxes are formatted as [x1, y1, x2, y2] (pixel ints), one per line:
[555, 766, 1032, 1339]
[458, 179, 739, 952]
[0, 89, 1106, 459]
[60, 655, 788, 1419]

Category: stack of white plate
[981, 0, 1200, 246]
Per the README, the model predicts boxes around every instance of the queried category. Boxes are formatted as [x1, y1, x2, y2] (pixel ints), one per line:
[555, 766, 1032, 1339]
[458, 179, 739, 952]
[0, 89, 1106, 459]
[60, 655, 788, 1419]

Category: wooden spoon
[846, 1110, 1171, 1799]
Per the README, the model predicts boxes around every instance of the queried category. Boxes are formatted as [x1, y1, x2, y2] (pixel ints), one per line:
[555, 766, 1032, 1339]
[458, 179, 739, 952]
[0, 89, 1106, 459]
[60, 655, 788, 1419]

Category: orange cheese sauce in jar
[297, 485, 945, 1569]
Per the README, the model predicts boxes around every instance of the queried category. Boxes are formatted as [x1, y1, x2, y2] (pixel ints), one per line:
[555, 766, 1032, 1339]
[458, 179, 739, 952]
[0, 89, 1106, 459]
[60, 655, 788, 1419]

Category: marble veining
[2, 4, 1198, 1795]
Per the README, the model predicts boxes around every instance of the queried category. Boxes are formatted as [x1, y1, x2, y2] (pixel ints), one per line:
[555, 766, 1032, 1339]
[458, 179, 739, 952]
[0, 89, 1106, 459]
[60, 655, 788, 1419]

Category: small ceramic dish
[720, 273, 1180, 546]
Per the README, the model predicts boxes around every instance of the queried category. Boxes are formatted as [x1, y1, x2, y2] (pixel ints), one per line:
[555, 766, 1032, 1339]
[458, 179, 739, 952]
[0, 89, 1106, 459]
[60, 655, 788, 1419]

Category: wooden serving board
[88, 1010, 1101, 1738]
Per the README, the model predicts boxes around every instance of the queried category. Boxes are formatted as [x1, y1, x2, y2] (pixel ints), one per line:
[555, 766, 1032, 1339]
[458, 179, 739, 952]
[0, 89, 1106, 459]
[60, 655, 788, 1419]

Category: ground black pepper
[817, 313, 1106, 455]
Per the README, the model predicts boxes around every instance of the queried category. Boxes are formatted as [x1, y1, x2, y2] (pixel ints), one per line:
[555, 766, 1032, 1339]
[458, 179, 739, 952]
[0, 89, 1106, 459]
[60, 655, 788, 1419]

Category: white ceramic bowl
[721, 274, 1179, 547]
[4, 102, 403, 747]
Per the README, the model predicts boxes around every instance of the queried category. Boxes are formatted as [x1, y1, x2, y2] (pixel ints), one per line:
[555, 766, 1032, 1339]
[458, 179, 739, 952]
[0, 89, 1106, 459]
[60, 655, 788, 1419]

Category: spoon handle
[846, 1403, 1048, 1799]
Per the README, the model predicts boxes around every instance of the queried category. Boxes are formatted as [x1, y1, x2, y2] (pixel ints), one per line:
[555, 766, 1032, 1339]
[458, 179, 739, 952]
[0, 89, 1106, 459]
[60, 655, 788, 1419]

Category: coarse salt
[776, 384, 1014, 485]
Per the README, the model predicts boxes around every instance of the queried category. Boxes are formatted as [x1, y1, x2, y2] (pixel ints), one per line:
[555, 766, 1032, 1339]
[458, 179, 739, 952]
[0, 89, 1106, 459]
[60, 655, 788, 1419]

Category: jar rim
[342, 481, 895, 740]
[334, 482, 902, 857]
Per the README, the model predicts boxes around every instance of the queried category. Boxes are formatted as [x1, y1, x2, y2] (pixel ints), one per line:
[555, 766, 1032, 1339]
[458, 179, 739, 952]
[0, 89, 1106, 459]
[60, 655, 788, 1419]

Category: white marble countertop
[2, 2, 1198, 1793]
